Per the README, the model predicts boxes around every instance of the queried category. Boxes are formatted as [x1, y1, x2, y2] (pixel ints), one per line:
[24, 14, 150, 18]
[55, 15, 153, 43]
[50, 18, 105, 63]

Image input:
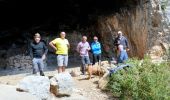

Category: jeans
[32, 58, 44, 75]
[80, 56, 91, 74]
[92, 54, 101, 65]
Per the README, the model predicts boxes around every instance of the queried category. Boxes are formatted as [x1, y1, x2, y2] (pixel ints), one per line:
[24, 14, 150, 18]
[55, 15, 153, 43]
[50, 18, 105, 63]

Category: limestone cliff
[94, 0, 170, 59]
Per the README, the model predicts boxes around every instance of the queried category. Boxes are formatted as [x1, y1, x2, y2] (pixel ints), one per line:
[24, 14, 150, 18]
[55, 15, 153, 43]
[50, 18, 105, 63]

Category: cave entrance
[0, 0, 148, 69]
[0, 0, 139, 32]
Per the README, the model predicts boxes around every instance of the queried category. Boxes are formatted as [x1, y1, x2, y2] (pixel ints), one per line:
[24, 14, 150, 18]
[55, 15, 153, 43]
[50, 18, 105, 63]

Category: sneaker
[40, 71, 45, 76]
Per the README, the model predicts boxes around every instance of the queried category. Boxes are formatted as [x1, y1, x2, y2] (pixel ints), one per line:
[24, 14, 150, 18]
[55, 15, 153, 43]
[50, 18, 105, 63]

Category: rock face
[164, 0, 170, 23]
[50, 72, 75, 96]
[0, 0, 169, 69]
[94, 0, 170, 59]
[7, 55, 32, 70]
[16, 76, 50, 99]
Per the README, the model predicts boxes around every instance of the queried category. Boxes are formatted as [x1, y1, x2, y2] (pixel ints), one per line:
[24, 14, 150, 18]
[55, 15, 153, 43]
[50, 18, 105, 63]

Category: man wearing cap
[91, 36, 102, 65]
[29, 33, 48, 76]
[49, 32, 70, 73]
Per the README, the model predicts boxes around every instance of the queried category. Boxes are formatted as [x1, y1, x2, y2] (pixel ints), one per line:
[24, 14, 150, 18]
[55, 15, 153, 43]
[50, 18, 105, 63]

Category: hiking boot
[33, 70, 37, 74]
[40, 71, 45, 76]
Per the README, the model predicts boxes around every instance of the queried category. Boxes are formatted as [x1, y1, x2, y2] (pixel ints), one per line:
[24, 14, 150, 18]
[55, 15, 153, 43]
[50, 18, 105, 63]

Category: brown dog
[86, 63, 105, 79]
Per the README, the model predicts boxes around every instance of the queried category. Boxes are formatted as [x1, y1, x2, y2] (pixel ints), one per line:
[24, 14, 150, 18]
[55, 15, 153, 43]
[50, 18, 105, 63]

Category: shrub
[107, 57, 170, 100]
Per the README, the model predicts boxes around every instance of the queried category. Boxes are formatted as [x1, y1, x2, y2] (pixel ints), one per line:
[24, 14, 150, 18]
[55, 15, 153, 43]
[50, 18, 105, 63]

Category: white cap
[118, 31, 122, 34]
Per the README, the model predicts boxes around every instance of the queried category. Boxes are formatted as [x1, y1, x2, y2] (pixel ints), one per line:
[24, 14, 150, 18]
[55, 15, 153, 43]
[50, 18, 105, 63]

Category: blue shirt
[91, 41, 101, 55]
[117, 50, 128, 63]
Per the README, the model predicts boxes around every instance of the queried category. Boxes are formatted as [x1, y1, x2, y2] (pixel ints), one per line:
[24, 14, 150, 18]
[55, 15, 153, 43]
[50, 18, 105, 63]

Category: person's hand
[42, 54, 46, 60]
[113, 60, 117, 64]
[126, 48, 130, 51]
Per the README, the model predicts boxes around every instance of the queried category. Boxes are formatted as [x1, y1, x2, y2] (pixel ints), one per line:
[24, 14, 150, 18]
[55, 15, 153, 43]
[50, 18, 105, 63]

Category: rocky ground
[0, 65, 113, 100]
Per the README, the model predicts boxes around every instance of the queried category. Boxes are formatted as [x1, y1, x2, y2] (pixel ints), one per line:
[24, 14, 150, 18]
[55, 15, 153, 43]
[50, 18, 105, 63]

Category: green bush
[161, 0, 169, 11]
[107, 57, 170, 100]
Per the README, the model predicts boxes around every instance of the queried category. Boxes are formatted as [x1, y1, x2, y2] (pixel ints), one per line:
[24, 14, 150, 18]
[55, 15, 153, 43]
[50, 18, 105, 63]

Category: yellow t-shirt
[52, 38, 69, 54]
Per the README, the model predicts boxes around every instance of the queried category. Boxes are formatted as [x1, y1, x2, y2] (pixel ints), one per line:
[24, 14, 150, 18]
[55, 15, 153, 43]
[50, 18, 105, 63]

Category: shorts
[57, 54, 68, 67]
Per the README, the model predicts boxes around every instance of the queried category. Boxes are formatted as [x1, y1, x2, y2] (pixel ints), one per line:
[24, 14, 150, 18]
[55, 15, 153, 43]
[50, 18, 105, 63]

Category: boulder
[0, 84, 38, 100]
[50, 72, 75, 97]
[98, 72, 110, 90]
[70, 70, 79, 77]
[16, 75, 50, 99]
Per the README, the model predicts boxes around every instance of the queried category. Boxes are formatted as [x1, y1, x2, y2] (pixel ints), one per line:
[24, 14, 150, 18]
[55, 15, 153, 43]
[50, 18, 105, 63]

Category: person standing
[113, 31, 129, 58]
[49, 32, 70, 73]
[77, 36, 91, 75]
[29, 33, 48, 76]
[91, 36, 102, 65]
[114, 31, 129, 51]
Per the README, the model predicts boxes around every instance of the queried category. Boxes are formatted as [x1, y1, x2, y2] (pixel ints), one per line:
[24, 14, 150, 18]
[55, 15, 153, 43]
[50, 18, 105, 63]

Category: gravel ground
[0, 66, 114, 100]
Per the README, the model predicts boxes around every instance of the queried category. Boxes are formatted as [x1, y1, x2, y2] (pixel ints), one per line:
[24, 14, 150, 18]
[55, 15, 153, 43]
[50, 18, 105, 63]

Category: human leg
[84, 56, 92, 78]
[97, 54, 101, 65]
[32, 58, 38, 75]
[62, 55, 68, 72]
[37, 59, 45, 76]
[92, 54, 96, 65]
[57, 55, 64, 73]
[81, 56, 86, 75]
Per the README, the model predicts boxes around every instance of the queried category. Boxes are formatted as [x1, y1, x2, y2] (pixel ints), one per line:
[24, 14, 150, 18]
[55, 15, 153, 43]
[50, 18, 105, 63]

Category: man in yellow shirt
[49, 32, 70, 73]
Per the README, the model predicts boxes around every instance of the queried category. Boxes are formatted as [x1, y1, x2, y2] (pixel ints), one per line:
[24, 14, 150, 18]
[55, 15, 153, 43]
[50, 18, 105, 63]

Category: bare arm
[43, 42, 48, 55]
[49, 41, 57, 51]
[76, 43, 80, 53]
[87, 43, 91, 50]
[67, 44, 70, 49]
[67, 40, 70, 49]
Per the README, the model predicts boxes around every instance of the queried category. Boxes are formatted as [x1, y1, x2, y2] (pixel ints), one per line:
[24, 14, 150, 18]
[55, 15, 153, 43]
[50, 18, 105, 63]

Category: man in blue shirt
[91, 36, 102, 65]
[117, 45, 128, 63]
[109, 45, 129, 75]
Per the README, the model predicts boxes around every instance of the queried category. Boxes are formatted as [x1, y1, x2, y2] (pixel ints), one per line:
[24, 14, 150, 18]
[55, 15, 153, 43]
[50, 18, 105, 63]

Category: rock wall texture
[0, 0, 170, 69]
[95, 0, 170, 59]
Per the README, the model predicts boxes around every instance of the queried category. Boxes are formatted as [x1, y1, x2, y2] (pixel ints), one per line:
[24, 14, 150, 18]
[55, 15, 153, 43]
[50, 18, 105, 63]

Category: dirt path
[0, 67, 112, 100]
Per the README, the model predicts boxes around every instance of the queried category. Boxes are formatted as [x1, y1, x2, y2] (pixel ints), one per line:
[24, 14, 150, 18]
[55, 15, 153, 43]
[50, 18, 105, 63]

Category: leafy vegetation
[161, 0, 169, 10]
[107, 57, 170, 100]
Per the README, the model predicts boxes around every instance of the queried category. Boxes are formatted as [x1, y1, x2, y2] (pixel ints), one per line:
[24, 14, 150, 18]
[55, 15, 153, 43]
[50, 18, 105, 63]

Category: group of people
[29, 31, 129, 76]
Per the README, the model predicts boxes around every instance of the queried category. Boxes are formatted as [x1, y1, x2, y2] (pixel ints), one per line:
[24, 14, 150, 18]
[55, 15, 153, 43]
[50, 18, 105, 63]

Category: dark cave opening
[0, 0, 139, 48]
[0, 0, 146, 68]
[0, 0, 138, 31]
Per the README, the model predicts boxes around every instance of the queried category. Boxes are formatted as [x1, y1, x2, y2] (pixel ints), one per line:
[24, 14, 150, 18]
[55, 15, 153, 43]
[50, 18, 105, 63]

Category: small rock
[70, 70, 79, 77]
